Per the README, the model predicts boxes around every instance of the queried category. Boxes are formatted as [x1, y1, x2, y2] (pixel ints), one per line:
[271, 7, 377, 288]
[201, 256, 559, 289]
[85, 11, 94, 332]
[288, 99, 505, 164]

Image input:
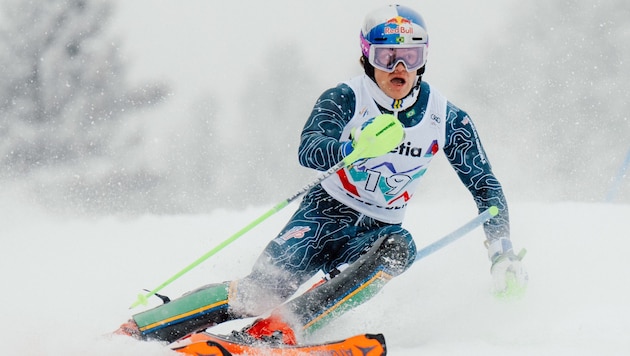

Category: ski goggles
[368, 44, 427, 73]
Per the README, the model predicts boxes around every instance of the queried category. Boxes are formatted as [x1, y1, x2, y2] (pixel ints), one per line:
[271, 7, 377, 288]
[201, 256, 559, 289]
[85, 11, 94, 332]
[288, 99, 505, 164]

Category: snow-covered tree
[160, 94, 227, 212]
[235, 41, 319, 205]
[463, 0, 630, 202]
[0, 0, 168, 212]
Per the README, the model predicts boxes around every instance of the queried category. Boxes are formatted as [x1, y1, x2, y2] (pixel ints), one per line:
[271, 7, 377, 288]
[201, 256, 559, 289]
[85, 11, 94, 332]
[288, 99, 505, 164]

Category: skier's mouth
[391, 77, 406, 86]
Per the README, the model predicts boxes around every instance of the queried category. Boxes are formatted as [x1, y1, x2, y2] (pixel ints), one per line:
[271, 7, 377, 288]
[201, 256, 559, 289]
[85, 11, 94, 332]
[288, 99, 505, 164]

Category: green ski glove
[343, 113, 404, 165]
[487, 237, 528, 299]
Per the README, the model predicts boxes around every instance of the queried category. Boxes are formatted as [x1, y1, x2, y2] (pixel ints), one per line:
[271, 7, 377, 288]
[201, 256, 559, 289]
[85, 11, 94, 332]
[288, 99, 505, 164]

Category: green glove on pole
[129, 114, 404, 309]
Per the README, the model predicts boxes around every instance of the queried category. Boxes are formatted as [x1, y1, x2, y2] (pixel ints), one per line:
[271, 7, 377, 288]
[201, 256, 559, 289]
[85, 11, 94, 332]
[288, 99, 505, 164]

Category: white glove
[486, 237, 528, 298]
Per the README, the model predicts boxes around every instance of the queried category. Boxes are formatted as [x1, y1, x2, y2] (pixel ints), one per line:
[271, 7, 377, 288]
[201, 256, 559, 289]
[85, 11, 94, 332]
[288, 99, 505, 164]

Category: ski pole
[303, 206, 499, 292]
[606, 146, 630, 202]
[129, 114, 405, 309]
[414, 206, 498, 262]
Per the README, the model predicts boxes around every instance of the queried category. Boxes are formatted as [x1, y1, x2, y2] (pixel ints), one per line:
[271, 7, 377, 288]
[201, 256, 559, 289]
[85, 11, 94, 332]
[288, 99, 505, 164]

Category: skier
[116, 4, 527, 345]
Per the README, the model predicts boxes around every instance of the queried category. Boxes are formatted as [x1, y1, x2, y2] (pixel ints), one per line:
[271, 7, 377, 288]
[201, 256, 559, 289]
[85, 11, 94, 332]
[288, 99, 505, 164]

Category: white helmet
[360, 5, 429, 75]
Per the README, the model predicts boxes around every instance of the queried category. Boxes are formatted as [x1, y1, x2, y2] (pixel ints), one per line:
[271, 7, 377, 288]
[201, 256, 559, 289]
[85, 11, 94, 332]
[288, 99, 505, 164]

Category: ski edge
[170, 331, 386, 355]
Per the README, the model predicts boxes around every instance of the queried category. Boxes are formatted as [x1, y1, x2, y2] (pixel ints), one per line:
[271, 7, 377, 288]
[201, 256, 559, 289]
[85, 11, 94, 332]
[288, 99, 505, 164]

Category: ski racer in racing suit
[116, 4, 528, 345]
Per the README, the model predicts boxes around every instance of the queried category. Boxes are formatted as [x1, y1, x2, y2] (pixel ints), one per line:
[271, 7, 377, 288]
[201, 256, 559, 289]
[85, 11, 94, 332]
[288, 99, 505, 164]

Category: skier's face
[374, 63, 416, 100]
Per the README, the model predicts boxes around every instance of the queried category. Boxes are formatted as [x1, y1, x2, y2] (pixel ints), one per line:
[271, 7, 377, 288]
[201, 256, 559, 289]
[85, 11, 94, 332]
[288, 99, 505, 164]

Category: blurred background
[0, 0, 628, 215]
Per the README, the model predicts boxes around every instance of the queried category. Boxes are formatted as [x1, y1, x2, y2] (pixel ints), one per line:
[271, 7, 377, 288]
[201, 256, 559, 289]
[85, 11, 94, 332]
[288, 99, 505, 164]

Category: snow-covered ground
[2, 194, 629, 355]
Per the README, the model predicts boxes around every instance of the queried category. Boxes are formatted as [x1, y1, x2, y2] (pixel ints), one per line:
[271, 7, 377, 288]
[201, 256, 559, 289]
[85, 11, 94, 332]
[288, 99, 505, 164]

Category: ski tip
[489, 206, 499, 216]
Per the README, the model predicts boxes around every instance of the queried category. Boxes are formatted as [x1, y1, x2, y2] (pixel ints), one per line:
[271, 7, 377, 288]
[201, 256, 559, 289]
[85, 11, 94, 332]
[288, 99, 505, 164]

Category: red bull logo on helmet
[384, 16, 414, 35]
[385, 16, 412, 25]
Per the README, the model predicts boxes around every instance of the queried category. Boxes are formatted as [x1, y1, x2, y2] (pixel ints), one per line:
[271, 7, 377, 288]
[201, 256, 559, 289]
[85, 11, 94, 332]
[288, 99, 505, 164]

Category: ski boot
[229, 313, 297, 346]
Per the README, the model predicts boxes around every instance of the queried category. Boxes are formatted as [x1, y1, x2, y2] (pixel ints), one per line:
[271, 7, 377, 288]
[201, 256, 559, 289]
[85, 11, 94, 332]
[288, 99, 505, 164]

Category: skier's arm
[442, 102, 510, 244]
[443, 105, 528, 295]
[298, 84, 356, 171]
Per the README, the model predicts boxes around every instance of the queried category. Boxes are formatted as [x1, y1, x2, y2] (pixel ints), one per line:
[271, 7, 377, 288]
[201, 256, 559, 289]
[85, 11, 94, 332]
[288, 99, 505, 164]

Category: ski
[170, 331, 386, 355]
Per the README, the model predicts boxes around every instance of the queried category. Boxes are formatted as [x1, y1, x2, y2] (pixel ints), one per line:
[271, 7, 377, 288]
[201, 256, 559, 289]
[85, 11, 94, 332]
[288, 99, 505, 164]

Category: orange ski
[171, 331, 386, 355]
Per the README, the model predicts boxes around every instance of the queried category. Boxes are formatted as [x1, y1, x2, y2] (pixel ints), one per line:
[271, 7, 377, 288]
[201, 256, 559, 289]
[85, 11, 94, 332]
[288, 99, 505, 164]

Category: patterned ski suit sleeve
[298, 84, 356, 171]
[442, 102, 510, 241]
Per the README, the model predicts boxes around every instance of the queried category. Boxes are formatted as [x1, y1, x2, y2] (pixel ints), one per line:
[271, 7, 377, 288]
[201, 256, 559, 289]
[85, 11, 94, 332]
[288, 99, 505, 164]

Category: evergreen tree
[163, 94, 226, 212]
[0, 0, 168, 212]
[463, 0, 630, 202]
[235, 41, 319, 205]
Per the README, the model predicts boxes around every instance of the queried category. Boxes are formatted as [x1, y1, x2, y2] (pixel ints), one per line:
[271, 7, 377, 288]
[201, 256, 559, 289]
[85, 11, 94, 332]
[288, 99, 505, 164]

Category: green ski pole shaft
[129, 113, 405, 309]
[129, 160, 347, 309]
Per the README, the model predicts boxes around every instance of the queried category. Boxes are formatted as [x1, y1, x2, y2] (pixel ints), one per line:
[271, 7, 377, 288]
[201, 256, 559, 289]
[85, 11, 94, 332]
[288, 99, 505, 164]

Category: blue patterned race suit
[129, 77, 511, 342]
[230, 78, 509, 317]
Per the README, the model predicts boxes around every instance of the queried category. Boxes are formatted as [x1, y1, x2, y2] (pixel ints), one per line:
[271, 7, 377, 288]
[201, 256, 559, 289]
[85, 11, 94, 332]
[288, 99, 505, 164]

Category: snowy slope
[1, 196, 629, 355]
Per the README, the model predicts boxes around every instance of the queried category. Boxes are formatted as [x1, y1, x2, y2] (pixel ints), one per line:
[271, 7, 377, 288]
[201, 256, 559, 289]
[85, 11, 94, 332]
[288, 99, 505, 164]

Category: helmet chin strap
[360, 56, 375, 82]
[411, 72, 423, 91]
[411, 63, 425, 91]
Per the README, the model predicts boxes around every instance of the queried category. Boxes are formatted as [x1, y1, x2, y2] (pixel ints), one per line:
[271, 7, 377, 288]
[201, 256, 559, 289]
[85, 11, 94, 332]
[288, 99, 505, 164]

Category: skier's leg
[119, 272, 296, 344]
[240, 226, 415, 343]
[229, 186, 367, 318]
[122, 282, 235, 342]
[116, 187, 344, 343]
[118, 187, 387, 343]
[286, 228, 415, 333]
[123, 269, 301, 343]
